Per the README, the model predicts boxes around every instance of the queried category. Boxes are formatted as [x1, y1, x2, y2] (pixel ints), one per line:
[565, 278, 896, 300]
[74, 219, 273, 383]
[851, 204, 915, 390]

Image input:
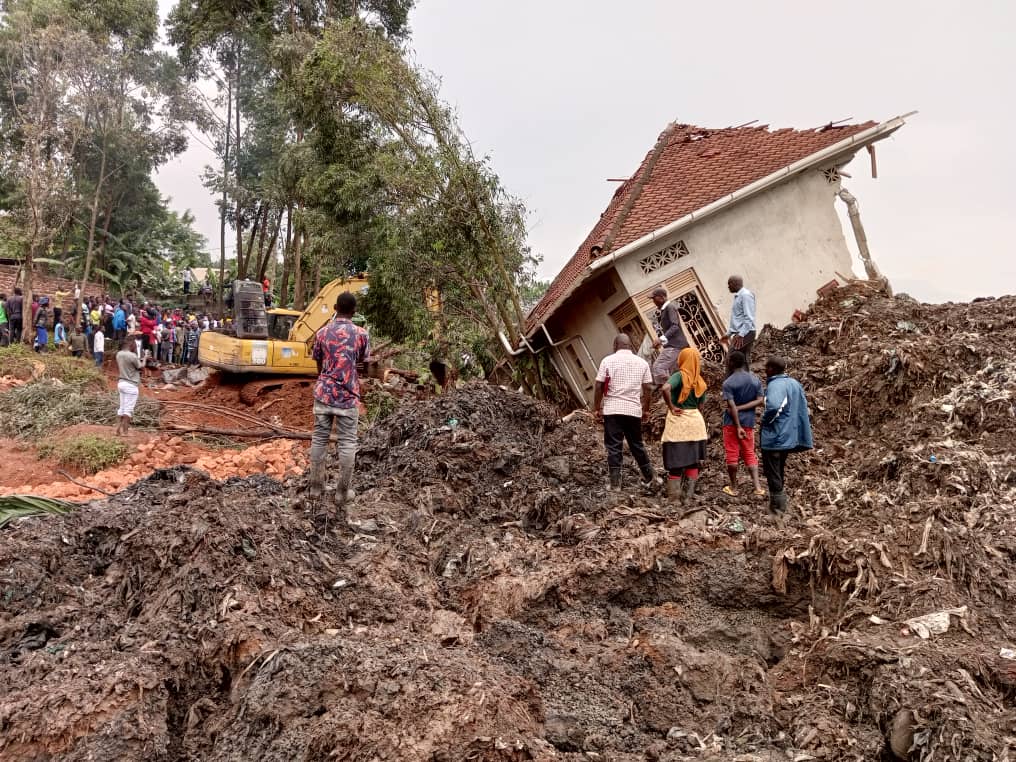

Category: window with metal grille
[638, 240, 689, 275]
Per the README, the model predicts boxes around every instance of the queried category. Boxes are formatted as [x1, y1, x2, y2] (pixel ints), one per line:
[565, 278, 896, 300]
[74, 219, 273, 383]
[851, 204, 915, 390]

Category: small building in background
[523, 115, 908, 406]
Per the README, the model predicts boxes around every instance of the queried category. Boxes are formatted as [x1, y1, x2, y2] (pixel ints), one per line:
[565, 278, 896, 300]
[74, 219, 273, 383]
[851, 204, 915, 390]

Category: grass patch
[40, 434, 129, 474]
[0, 344, 102, 387]
[0, 379, 160, 439]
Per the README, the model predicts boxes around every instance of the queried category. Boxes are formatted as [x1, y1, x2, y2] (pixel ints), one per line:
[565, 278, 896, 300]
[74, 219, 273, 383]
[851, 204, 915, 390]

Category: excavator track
[238, 377, 312, 407]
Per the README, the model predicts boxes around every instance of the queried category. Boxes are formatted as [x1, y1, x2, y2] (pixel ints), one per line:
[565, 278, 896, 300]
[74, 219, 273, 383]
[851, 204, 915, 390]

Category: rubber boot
[608, 467, 622, 491]
[769, 491, 788, 514]
[639, 466, 658, 493]
[684, 478, 698, 503]
[306, 458, 326, 501]
[333, 455, 356, 520]
[666, 478, 682, 501]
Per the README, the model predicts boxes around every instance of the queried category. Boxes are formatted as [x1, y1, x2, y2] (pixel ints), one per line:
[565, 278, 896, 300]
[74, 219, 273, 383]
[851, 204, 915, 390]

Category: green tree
[0, 2, 94, 338]
[167, 0, 413, 309]
[297, 21, 546, 393]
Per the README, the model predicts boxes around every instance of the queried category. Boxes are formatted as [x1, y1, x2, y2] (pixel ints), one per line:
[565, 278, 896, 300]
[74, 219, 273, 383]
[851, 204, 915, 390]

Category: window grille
[638, 240, 689, 275]
[641, 290, 724, 365]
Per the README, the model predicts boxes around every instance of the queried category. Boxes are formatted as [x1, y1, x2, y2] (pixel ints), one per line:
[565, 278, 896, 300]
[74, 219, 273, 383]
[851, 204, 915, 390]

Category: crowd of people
[0, 285, 232, 438]
[593, 274, 813, 515]
[301, 277, 811, 530]
[0, 287, 224, 368]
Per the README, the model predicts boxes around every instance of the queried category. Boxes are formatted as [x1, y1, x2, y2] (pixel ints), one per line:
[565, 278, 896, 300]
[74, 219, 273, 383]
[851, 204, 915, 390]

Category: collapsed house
[522, 115, 910, 405]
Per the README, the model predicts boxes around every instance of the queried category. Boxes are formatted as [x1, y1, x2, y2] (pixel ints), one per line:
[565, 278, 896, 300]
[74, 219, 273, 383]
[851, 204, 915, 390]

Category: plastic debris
[904, 606, 968, 639]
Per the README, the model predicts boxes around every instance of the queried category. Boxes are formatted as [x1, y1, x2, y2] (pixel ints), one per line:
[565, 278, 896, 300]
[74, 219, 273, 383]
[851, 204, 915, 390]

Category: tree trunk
[76, 146, 107, 322]
[257, 212, 282, 282]
[279, 204, 293, 307]
[22, 240, 36, 344]
[95, 198, 115, 275]
[234, 44, 242, 285]
[218, 68, 232, 314]
[292, 226, 305, 310]
[244, 203, 266, 277]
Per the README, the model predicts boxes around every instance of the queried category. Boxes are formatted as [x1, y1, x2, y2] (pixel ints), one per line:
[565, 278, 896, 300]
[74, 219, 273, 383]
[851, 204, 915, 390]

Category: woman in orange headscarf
[660, 347, 708, 503]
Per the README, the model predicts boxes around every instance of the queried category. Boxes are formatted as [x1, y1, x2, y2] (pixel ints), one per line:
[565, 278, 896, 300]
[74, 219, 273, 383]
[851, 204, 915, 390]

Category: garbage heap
[1, 284, 1015, 761]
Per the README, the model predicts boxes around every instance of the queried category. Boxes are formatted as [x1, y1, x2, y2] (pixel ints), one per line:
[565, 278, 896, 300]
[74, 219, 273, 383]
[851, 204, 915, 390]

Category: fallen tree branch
[161, 424, 330, 441]
[57, 470, 116, 497]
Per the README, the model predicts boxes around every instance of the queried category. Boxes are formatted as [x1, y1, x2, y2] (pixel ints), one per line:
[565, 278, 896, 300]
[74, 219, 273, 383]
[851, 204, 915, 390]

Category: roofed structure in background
[520, 113, 909, 407]
[527, 118, 905, 332]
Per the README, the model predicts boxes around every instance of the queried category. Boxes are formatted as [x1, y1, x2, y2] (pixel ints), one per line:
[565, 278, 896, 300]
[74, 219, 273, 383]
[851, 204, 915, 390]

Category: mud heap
[2, 284, 1016, 761]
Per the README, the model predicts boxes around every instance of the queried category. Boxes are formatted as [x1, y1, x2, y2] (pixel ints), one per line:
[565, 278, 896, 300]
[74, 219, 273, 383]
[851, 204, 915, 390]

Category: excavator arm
[288, 276, 369, 343]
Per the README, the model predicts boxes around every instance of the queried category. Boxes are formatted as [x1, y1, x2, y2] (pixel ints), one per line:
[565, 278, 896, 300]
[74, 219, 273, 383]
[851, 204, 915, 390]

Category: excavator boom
[288, 276, 369, 343]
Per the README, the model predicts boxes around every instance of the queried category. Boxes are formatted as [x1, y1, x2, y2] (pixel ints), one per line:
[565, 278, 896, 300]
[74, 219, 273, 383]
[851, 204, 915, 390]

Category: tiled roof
[527, 119, 879, 330]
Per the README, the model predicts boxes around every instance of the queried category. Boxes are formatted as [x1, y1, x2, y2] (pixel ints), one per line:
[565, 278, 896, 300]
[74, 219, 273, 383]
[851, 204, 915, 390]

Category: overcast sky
[155, 0, 1015, 303]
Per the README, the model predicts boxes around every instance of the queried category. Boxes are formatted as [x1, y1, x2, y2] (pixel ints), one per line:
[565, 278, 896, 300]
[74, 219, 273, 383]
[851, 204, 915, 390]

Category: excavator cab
[267, 310, 299, 341]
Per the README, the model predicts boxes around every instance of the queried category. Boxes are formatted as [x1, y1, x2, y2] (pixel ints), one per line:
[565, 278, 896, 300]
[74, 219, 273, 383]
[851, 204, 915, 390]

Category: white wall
[613, 168, 856, 330]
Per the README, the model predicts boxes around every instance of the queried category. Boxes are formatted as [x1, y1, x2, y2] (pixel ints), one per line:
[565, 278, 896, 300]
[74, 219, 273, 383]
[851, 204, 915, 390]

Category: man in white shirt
[93, 327, 105, 368]
[593, 333, 657, 490]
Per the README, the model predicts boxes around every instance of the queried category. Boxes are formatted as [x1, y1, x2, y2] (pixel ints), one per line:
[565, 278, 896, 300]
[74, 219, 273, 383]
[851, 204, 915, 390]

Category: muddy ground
[1, 284, 1015, 761]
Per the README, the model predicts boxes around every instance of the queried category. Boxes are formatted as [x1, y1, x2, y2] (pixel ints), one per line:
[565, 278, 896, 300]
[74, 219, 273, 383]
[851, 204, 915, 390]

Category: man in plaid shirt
[593, 334, 658, 490]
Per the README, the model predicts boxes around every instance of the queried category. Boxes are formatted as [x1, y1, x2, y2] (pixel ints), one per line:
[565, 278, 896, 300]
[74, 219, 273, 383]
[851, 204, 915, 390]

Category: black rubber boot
[608, 467, 622, 490]
[684, 478, 698, 502]
[639, 466, 658, 493]
[769, 491, 788, 514]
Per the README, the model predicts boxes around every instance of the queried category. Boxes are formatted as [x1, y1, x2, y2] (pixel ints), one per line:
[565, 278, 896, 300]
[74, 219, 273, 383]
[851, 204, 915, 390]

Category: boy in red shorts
[721, 351, 765, 496]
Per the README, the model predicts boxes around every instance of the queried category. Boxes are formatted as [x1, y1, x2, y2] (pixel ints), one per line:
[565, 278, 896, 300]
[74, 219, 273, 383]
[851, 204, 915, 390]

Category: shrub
[44, 434, 129, 474]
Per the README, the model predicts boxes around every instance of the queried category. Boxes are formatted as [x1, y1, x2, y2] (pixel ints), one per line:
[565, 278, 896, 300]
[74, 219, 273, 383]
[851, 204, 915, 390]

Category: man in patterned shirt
[308, 291, 370, 518]
[593, 333, 657, 491]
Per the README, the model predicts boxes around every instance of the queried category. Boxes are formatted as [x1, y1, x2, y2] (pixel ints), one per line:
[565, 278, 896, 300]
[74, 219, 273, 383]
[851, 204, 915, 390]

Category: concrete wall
[612, 168, 856, 330]
[543, 271, 631, 402]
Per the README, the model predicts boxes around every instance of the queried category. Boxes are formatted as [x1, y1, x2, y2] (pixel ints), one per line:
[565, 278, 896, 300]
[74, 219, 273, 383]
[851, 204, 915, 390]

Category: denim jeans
[309, 401, 359, 464]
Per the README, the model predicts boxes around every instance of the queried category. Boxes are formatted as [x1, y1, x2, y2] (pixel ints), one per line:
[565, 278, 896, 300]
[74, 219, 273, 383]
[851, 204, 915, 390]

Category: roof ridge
[597, 123, 676, 256]
[525, 116, 893, 333]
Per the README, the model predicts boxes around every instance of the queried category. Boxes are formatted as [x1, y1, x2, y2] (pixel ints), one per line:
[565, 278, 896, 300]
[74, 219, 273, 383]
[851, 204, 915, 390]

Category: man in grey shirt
[650, 287, 689, 385]
[115, 337, 143, 436]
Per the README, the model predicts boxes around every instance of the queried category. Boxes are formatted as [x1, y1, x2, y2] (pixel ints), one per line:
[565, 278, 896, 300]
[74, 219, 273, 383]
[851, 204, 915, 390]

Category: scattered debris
[2, 286, 1016, 760]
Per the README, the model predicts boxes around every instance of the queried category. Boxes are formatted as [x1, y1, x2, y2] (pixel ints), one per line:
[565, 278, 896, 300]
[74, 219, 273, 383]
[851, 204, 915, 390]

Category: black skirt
[663, 440, 707, 470]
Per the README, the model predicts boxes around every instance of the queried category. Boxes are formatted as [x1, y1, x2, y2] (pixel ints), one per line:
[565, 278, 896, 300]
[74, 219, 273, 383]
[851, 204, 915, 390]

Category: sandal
[722, 485, 738, 496]
[753, 488, 766, 497]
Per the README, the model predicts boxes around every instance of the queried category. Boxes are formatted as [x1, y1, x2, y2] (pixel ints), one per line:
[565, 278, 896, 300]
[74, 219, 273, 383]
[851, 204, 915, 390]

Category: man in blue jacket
[112, 302, 127, 346]
[760, 356, 813, 514]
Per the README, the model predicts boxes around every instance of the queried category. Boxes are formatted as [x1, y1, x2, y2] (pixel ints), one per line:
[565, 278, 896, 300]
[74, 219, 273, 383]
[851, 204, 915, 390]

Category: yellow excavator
[198, 275, 370, 376]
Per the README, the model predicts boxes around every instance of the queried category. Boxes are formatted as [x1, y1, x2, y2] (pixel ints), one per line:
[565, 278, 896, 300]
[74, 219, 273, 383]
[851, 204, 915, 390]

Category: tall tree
[0, 5, 93, 338]
[295, 20, 543, 390]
